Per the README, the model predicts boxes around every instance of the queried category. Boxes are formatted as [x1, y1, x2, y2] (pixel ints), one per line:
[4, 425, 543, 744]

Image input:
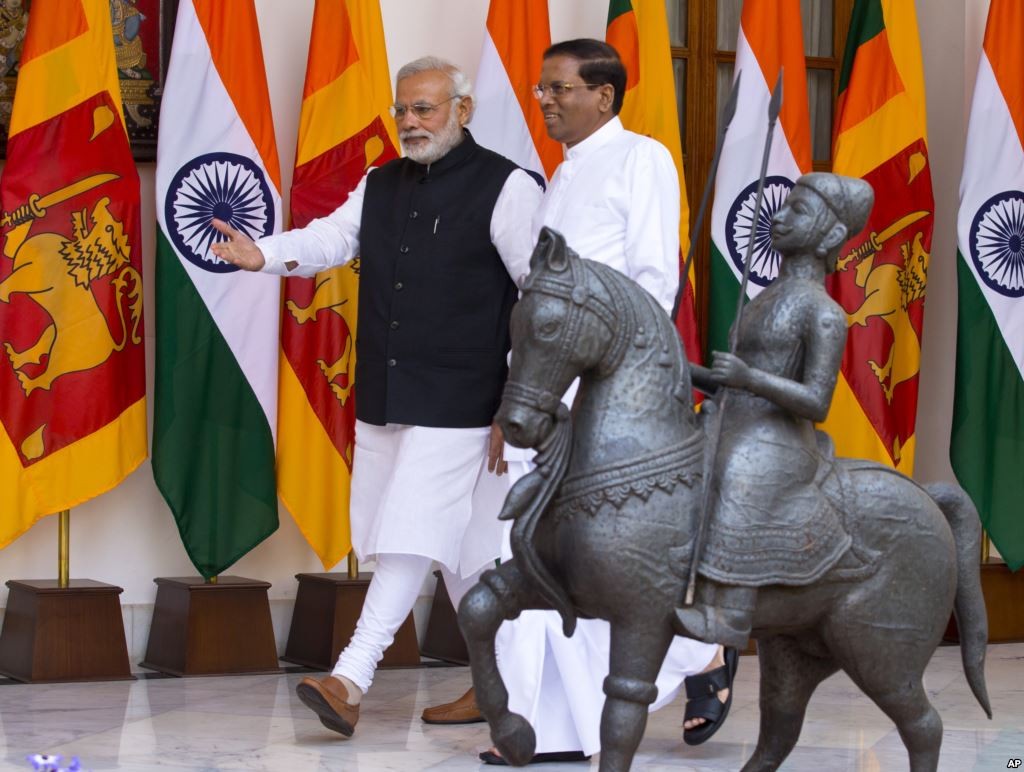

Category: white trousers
[495, 460, 718, 756]
[333, 553, 485, 693]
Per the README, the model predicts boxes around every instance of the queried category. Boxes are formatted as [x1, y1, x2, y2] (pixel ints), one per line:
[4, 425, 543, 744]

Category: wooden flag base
[140, 576, 280, 676]
[420, 570, 469, 665]
[0, 579, 133, 683]
[282, 572, 420, 671]
[945, 559, 1024, 643]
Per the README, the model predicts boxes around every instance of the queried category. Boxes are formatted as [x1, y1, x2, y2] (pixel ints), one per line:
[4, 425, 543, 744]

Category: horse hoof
[492, 712, 536, 767]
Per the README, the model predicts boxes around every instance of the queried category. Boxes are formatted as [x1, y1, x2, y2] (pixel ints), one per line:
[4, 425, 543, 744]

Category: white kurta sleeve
[623, 142, 681, 313]
[490, 169, 544, 288]
[256, 172, 369, 277]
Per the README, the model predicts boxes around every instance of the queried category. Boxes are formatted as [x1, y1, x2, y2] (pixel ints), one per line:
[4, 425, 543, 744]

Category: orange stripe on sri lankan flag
[487, 0, 562, 179]
[822, 0, 933, 474]
[985, 0, 1024, 150]
[0, 0, 145, 546]
[607, 0, 698, 362]
[740, 0, 812, 172]
[607, 0, 640, 91]
[279, 0, 399, 570]
[193, 0, 282, 190]
[8, 0, 126, 137]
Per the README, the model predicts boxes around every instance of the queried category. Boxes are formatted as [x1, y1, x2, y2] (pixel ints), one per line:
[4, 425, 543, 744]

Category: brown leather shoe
[295, 676, 360, 737]
[421, 686, 485, 724]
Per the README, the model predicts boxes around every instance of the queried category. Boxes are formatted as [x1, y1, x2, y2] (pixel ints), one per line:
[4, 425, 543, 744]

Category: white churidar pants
[494, 456, 718, 756]
[332, 420, 507, 693]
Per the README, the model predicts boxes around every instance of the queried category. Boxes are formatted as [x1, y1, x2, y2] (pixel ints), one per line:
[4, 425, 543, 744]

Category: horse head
[497, 227, 631, 449]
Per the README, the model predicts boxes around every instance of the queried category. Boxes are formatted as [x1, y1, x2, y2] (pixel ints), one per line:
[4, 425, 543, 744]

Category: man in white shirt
[438, 38, 733, 764]
[210, 56, 542, 739]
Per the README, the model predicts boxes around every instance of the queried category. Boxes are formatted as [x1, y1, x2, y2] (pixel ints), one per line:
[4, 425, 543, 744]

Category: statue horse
[458, 228, 991, 772]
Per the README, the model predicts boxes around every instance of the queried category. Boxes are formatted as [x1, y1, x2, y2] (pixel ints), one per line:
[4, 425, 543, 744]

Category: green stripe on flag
[707, 243, 741, 359]
[607, 0, 634, 25]
[838, 0, 886, 94]
[152, 229, 278, 578]
[950, 254, 1024, 571]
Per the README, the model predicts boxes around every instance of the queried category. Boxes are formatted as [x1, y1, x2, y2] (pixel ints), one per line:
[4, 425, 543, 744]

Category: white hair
[396, 56, 475, 121]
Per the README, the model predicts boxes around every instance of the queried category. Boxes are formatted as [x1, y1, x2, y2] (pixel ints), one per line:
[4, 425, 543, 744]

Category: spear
[670, 71, 742, 322]
[684, 70, 784, 607]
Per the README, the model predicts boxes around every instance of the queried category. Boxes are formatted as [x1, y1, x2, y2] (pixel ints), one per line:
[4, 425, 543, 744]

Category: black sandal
[683, 646, 739, 746]
[479, 750, 590, 765]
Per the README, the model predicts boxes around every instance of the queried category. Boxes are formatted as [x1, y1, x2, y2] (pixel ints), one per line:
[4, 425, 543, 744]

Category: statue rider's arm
[690, 364, 720, 396]
[711, 303, 846, 422]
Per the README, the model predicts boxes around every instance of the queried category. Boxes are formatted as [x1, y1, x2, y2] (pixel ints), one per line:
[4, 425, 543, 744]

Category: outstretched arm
[210, 219, 266, 270]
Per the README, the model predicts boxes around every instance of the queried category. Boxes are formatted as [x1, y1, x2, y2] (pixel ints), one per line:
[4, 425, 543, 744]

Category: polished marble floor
[0, 643, 1020, 771]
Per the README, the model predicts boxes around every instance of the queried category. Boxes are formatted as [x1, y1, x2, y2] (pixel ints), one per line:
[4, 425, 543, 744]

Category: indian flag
[153, 0, 282, 578]
[707, 0, 811, 356]
[951, 0, 1024, 571]
[820, 0, 933, 474]
[279, 0, 399, 570]
[471, 0, 561, 182]
[606, 0, 698, 361]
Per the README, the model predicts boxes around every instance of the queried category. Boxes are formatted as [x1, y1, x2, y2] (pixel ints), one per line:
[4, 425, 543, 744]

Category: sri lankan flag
[951, 0, 1024, 571]
[279, 0, 399, 570]
[606, 0, 698, 361]
[821, 0, 934, 474]
[0, 0, 145, 547]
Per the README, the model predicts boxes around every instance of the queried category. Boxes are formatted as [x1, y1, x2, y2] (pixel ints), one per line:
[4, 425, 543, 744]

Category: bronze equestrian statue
[458, 174, 991, 772]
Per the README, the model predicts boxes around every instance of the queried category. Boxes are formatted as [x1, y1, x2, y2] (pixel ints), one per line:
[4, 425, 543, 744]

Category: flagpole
[347, 552, 359, 579]
[57, 509, 70, 588]
[981, 533, 991, 563]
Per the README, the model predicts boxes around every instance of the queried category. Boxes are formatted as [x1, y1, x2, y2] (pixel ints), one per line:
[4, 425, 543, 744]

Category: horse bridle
[502, 254, 634, 418]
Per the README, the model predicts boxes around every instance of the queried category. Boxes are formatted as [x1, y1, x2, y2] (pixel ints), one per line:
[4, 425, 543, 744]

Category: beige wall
[0, 0, 996, 622]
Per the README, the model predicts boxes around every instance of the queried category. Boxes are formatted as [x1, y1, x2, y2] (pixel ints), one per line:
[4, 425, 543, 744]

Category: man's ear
[597, 84, 614, 114]
[821, 222, 849, 254]
[456, 95, 474, 126]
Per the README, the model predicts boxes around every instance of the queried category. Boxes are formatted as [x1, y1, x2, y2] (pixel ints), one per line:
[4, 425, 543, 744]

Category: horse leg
[845, 667, 942, 772]
[597, 622, 673, 772]
[741, 635, 838, 772]
[457, 558, 547, 767]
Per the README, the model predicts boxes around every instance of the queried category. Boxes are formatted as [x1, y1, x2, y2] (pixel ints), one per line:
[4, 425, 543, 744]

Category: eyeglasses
[389, 95, 459, 120]
[532, 82, 601, 99]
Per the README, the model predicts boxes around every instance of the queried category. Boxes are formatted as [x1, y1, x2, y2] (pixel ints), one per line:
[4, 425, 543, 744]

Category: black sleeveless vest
[355, 132, 520, 428]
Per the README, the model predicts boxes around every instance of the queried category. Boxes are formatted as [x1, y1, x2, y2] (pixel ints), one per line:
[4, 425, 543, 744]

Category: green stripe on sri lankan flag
[837, 0, 886, 93]
[951, 39, 1024, 571]
[152, 0, 281, 578]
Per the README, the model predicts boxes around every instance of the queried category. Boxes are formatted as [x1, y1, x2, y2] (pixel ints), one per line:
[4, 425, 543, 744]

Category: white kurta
[255, 157, 542, 575]
[497, 117, 718, 755]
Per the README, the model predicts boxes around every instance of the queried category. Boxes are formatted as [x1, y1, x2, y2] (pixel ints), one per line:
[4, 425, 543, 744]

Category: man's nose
[398, 110, 420, 131]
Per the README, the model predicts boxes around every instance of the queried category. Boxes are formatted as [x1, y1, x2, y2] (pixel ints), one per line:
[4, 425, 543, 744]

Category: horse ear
[531, 227, 570, 273]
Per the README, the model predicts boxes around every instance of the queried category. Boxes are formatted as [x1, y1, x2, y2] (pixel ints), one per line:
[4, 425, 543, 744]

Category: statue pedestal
[944, 559, 1024, 643]
[0, 579, 133, 683]
[141, 576, 281, 676]
[282, 572, 420, 670]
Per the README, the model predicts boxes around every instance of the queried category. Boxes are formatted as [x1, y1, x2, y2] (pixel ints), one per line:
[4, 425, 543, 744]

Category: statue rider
[676, 172, 874, 649]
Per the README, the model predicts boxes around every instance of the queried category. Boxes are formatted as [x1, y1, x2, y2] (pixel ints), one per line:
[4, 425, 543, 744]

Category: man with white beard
[210, 56, 542, 738]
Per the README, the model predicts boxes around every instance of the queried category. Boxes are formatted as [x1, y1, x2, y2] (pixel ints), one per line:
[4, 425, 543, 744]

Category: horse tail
[925, 481, 992, 718]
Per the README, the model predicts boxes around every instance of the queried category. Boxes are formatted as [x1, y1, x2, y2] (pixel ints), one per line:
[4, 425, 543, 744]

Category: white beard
[400, 105, 464, 165]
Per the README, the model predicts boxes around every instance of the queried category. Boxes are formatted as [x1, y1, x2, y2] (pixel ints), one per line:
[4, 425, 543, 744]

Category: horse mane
[577, 256, 692, 406]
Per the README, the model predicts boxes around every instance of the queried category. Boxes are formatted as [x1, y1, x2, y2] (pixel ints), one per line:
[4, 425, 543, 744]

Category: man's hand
[209, 218, 267, 271]
[487, 422, 507, 476]
[710, 351, 751, 390]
